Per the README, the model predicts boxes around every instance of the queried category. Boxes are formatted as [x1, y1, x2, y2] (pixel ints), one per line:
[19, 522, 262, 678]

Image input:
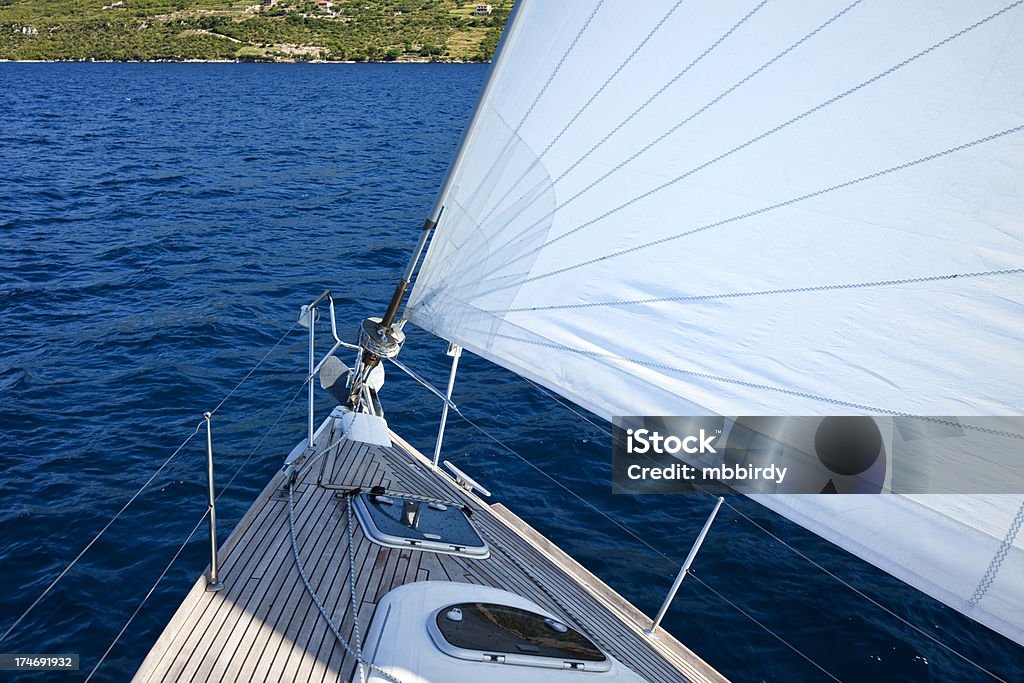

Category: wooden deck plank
[133, 422, 726, 683]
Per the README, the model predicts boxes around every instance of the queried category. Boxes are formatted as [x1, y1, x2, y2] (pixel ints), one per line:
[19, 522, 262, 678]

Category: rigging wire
[209, 319, 300, 417]
[83, 376, 308, 680]
[83, 510, 209, 683]
[215, 380, 307, 502]
[521, 377, 613, 439]
[0, 422, 202, 645]
[686, 573, 841, 683]
[0, 321, 299, 646]
[716, 497, 1010, 683]
[470, 382, 1009, 682]
[450, 405, 845, 681]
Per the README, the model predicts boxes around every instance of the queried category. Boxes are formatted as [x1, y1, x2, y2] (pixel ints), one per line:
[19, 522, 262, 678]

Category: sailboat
[132, 0, 1023, 680]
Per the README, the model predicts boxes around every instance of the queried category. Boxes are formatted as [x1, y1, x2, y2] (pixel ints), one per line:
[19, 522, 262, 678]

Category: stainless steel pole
[204, 412, 223, 592]
[647, 496, 723, 634]
[308, 307, 315, 449]
[432, 344, 462, 467]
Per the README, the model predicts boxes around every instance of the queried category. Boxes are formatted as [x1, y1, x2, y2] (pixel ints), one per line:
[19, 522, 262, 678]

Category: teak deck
[133, 415, 726, 683]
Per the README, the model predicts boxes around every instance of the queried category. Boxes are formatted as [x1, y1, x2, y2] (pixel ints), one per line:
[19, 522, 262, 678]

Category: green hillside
[0, 0, 511, 62]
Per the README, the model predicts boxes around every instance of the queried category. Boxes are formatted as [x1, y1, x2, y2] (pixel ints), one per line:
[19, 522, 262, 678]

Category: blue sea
[0, 63, 1020, 682]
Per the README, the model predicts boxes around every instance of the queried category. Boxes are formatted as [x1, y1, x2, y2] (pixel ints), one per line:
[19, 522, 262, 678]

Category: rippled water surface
[1, 63, 1020, 682]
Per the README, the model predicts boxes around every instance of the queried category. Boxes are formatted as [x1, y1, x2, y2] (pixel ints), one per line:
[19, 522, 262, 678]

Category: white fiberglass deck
[133, 419, 726, 683]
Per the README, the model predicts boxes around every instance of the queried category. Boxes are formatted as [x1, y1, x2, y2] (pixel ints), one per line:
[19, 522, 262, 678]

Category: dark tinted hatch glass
[358, 493, 485, 548]
[435, 603, 606, 662]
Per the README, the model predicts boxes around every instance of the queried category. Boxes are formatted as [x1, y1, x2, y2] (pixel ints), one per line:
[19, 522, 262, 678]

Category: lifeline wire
[451, 405, 843, 682]
[0, 422, 202, 645]
[1, 322, 298, 644]
[83, 359, 307, 678]
[210, 319, 300, 416]
[83, 510, 209, 683]
[522, 377, 1009, 681]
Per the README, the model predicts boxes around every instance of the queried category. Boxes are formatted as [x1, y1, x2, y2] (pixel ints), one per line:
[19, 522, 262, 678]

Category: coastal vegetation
[0, 0, 511, 62]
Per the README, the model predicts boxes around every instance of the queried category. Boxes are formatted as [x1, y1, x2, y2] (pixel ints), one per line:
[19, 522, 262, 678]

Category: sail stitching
[719, 497, 1011, 681]
[969, 500, 1024, 607]
[475, 0, 835, 266]
[501, 268, 1024, 312]
[547, 0, 839, 189]
[487, 331, 1024, 440]
[517, 123, 1024, 286]
[512, 0, 606, 133]
[473, 0, 742, 230]
[472, 0, 1023, 289]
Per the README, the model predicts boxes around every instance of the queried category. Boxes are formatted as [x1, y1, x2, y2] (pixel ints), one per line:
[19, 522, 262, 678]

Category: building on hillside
[473, 4, 492, 15]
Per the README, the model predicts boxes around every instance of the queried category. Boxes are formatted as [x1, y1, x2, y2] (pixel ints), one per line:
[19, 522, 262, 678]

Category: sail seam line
[512, 0, 606, 133]
[517, 123, 1024, 285]
[470, 0, 1023, 291]
[501, 268, 1024, 312]
[474, 0, 751, 230]
[474, 0, 855, 270]
[969, 500, 1024, 606]
[549, 0, 855, 189]
[487, 331, 1024, 440]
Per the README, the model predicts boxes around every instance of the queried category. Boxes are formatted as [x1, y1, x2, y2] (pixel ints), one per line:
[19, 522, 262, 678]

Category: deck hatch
[352, 492, 489, 558]
[429, 602, 610, 671]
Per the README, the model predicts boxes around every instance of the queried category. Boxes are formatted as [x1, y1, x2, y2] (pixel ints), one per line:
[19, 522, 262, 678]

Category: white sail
[406, 0, 1024, 644]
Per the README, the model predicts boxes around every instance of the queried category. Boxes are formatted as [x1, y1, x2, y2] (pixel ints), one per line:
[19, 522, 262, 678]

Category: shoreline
[0, 57, 487, 64]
